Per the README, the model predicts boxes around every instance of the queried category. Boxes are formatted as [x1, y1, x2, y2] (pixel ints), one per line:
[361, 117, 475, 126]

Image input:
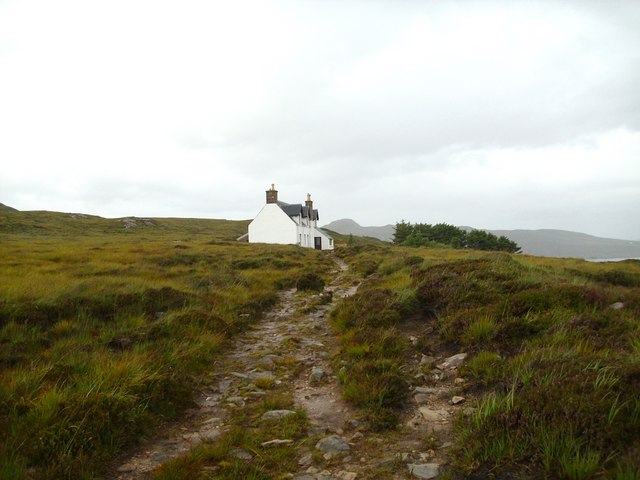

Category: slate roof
[277, 201, 319, 221]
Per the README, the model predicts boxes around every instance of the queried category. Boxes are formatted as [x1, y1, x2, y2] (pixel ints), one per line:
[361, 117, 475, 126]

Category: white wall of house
[247, 192, 334, 250]
[313, 228, 334, 250]
[296, 222, 312, 248]
[248, 204, 297, 245]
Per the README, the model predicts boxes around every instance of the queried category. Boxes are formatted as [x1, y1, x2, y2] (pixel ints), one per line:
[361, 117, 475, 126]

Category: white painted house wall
[314, 228, 333, 250]
[248, 204, 297, 245]
[247, 186, 334, 250]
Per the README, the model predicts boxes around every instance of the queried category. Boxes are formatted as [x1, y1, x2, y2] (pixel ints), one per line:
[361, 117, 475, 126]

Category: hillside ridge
[0, 202, 18, 212]
[323, 218, 640, 259]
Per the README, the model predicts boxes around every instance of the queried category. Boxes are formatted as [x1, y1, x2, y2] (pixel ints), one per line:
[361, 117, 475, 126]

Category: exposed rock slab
[409, 463, 440, 479]
[316, 435, 350, 454]
[418, 407, 450, 422]
[261, 409, 297, 421]
[438, 353, 467, 369]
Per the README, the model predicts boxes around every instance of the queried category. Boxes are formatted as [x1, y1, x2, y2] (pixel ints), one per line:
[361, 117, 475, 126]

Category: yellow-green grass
[152, 393, 308, 480]
[333, 244, 640, 477]
[0, 208, 250, 238]
[0, 220, 333, 479]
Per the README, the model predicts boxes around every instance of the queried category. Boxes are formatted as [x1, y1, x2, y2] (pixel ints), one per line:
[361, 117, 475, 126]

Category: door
[314, 237, 322, 250]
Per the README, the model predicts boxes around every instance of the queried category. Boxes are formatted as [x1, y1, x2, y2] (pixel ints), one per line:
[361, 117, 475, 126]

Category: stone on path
[337, 471, 358, 480]
[420, 355, 436, 366]
[309, 367, 325, 384]
[418, 407, 449, 422]
[249, 371, 275, 381]
[198, 427, 221, 442]
[217, 379, 232, 393]
[408, 463, 440, 479]
[309, 426, 328, 436]
[451, 396, 465, 404]
[414, 394, 430, 404]
[415, 386, 437, 394]
[261, 409, 297, 421]
[315, 435, 350, 454]
[438, 353, 467, 369]
[225, 396, 245, 407]
[261, 439, 293, 447]
[230, 448, 253, 460]
[257, 354, 283, 369]
[117, 462, 136, 473]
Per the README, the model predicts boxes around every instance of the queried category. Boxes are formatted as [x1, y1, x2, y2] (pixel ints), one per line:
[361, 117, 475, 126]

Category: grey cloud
[213, 2, 640, 166]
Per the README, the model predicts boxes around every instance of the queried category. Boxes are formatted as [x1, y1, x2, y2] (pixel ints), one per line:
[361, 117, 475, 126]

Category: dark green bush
[295, 272, 325, 292]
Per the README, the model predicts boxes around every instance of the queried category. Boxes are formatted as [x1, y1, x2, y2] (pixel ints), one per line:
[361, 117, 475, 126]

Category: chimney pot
[305, 193, 314, 220]
[266, 184, 278, 204]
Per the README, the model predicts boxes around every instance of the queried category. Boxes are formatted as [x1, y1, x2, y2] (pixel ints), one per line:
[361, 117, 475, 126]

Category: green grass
[152, 394, 308, 480]
[329, 246, 420, 430]
[0, 213, 333, 479]
[332, 244, 640, 478]
[4, 210, 640, 479]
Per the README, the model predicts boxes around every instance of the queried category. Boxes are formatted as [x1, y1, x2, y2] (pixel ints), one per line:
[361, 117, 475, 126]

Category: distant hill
[0, 203, 18, 212]
[324, 218, 640, 260]
[321, 228, 387, 246]
[0, 208, 249, 240]
[487, 229, 640, 260]
[322, 218, 395, 242]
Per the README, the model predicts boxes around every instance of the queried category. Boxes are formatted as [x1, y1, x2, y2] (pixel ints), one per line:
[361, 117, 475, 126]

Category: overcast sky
[1, 1, 639, 239]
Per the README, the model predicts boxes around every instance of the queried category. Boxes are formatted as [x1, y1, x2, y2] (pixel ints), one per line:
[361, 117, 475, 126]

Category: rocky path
[113, 259, 471, 479]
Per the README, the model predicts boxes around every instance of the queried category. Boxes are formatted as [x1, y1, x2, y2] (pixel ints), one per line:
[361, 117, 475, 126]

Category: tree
[393, 220, 412, 244]
[393, 220, 521, 253]
[497, 235, 521, 253]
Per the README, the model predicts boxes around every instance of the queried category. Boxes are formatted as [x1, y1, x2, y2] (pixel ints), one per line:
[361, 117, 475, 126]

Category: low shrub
[331, 276, 415, 430]
[295, 272, 325, 292]
[353, 256, 380, 276]
[335, 249, 640, 477]
[0, 236, 331, 479]
[463, 351, 503, 383]
[462, 315, 499, 345]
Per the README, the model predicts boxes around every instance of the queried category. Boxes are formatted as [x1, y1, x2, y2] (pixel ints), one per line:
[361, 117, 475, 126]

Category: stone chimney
[305, 193, 314, 220]
[266, 184, 278, 204]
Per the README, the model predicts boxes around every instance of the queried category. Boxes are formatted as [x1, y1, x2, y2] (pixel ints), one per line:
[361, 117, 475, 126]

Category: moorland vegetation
[1, 207, 639, 479]
[0, 209, 333, 479]
[332, 244, 640, 478]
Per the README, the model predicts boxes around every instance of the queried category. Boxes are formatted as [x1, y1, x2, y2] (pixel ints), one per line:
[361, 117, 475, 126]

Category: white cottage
[246, 185, 334, 250]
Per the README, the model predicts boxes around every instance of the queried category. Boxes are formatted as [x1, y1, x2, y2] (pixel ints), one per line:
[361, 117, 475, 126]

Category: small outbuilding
[245, 185, 334, 250]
